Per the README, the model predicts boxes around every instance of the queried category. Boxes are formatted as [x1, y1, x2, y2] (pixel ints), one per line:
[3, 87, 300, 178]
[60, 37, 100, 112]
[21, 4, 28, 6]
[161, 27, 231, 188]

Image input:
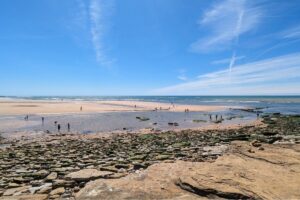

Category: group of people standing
[54, 121, 70, 132]
[24, 115, 71, 133]
[209, 114, 223, 121]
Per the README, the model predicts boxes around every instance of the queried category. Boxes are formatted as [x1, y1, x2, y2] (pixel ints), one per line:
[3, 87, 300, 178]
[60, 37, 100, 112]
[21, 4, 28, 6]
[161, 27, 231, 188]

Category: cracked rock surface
[76, 141, 300, 200]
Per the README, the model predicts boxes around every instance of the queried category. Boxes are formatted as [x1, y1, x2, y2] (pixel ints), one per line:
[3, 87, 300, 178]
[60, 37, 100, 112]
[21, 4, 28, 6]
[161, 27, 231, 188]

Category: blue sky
[0, 0, 300, 95]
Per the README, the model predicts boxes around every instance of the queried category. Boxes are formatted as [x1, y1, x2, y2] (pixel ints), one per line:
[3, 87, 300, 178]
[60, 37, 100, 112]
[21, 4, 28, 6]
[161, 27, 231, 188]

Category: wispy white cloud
[281, 25, 300, 39]
[75, 0, 88, 29]
[190, 0, 262, 52]
[252, 25, 300, 60]
[177, 69, 188, 81]
[228, 51, 236, 73]
[211, 55, 245, 65]
[89, 0, 115, 66]
[153, 53, 300, 95]
[177, 75, 188, 81]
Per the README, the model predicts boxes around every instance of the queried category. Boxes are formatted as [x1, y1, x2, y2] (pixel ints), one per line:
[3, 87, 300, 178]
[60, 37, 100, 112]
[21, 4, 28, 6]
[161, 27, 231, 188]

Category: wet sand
[0, 109, 258, 137]
[0, 99, 256, 139]
[0, 99, 227, 115]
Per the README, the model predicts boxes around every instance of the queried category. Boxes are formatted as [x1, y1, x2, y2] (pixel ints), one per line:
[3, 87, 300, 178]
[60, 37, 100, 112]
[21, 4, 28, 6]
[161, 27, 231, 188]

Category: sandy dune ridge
[0, 100, 227, 115]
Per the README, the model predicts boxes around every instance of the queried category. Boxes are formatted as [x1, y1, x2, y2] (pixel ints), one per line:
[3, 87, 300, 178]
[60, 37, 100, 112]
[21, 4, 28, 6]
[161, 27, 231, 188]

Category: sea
[1, 96, 300, 114]
[0, 96, 299, 134]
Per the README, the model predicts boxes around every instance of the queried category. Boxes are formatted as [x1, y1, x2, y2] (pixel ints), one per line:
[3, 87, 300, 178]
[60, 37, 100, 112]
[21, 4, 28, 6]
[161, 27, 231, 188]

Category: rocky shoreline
[0, 114, 299, 199]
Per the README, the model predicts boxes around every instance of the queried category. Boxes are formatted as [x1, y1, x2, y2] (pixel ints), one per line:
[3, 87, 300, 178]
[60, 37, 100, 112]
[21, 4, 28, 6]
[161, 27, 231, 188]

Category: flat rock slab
[76, 142, 300, 200]
[66, 169, 113, 181]
[0, 194, 48, 200]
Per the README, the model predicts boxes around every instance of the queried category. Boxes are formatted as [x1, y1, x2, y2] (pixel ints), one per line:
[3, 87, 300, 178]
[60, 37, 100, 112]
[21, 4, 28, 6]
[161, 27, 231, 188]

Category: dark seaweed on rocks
[0, 114, 299, 198]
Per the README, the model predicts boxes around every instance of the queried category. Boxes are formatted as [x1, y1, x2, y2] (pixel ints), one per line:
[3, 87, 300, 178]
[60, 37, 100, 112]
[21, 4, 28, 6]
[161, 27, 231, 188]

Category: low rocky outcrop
[0, 114, 299, 199]
[76, 141, 300, 200]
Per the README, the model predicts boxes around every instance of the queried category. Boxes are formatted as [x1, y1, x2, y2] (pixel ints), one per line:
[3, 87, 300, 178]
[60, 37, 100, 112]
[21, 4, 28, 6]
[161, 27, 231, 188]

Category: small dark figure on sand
[67, 123, 70, 132]
[216, 115, 218, 121]
[24, 115, 29, 121]
[54, 121, 57, 126]
[256, 112, 259, 118]
[80, 106, 83, 111]
[134, 105, 137, 108]
[42, 117, 44, 125]
[57, 124, 61, 132]
[209, 114, 212, 120]
[221, 115, 223, 120]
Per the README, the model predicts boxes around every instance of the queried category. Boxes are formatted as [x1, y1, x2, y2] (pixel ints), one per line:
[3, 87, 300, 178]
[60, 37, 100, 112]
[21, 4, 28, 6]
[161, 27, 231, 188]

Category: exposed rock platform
[0, 114, 299, 199]
[76, 141, 300, 200]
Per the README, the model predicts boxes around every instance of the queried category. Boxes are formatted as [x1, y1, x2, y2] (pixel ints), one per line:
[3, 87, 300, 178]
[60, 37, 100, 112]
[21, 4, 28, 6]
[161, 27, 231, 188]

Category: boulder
[66, 169, 113, 182]
[3, 186, 30, 196]
[0, 194, 48, 200]
[45, 172, 57, 181]
[49, 187, 65, 196]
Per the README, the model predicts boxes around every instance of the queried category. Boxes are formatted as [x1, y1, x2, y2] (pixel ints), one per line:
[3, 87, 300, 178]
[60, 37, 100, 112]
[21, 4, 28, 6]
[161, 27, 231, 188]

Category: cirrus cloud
[153, 53, 300, 95]
[190, 0, 262, 53]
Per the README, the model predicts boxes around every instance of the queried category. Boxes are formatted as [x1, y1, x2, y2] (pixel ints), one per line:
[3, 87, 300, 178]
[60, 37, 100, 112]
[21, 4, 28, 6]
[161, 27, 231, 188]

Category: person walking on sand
[80, 106, 83, 111]
[216, 115, 218, 121]
[209, 114, 212, 120]
[42, 117, 44, 125]
[67, 123, 70, 132]
[57, 124, 61, 132]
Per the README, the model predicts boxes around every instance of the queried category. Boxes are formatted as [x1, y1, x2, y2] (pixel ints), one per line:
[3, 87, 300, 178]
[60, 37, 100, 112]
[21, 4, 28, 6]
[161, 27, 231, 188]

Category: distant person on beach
[67, 123, 70, 132]
[216, 115, 218, 121]
[256, 112, 260, 118]
[42, 117, 44, 125]
[80, 106, 83, 111]
[54, 121, 57, 126]
[209, 114, 212, 120]
[57, 124, 61, 132]
[24, 115, 28, 121]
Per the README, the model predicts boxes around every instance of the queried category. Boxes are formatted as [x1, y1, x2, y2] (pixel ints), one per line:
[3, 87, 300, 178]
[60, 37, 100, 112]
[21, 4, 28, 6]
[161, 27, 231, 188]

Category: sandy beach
[0, 99, 227, 115]
[0, 98, 256, 136]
